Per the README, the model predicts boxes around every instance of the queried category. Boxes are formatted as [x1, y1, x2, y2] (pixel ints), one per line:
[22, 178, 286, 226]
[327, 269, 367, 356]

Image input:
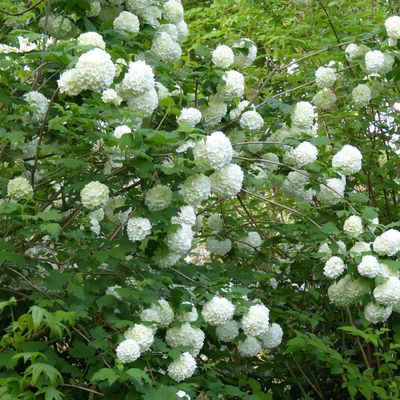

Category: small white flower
[357, 255, 381, 278]
[116, 339, 140, 364]
[323, 256, 346, 279]
[202, 296, 235, 326]
[212, 45, 234, 69]
[126, 217, 152, 242]
[343, 215, 363, 238]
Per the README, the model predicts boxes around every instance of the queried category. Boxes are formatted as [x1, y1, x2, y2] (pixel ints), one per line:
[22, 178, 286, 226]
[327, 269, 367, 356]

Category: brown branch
[0, 0, 45, 16]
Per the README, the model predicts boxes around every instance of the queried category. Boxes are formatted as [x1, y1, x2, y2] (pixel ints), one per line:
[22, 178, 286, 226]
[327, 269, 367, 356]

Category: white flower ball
[216, 319, 239, 342]
[201, 95, 227, 128]
[218, 70, 245, 100]
[232, 38, 257, 68]
[113, 125, 131, 139]
[158, 23, 179, 41]
[312, 88, 336, 110]
[102, 89, 122, 106]
[206, 237, 232, 256]
[176, 20, 189, 42]
[171, 205, 196, 226]
[292, 101, 316, 131]
[87, 0, 101, 17]
[167, 352, 196, 382]
[127, 87, 158, 116]
[145, 184, 172, 212]
[364, 302, 392, 324]
[124, 324, 154, 351]
[281, 171, 314, 203]
[118, 60, 155, 97]
[166, 323, 204, 356]
[239, 110, 264, 131]
[210, 164, 244, 197]
[385, 16, 400, 39]
[151, 32, 182, 63]
[126, 217, 152, 242]
[237, 336, 261, 357]
[343, 215, 363, 238]
[23, 91, 49, 123]
[318, 176, 346, 205]
[77, 32, 106, 49]
[350, 241, 371, 257]
[140, 299, 174, 328]
[7, 177, 33, 200]
[80, 181, 110, 209]
[315, 66, 337, 89]
[208, 213, 224, 232]
[328, 275, 369, 306]
[116, 339, 140, 364]
[202, 296, 235, 326]
[163, 0, 184, 23]
[58, 69, 82, 96]
[167, 224, 193, 254]
[374, 277, 400, 306]
[74, 48, 116, 92]
[177, 107, 202, 127]
[290, 141, 318, 167]
[229, 100, 253, 120]
[356, 256, 381, 281]
[352, 84, 371, 107]
[237, 231, 262, 252]
[241, 304, 270, 337]
[323, 256, 346, 279]
[365, 50, 386, 74]
[176, 302, 198, 322]
[373, 229, 400, 256]
[345, 43, 363, 60]
[212, 44, 234, 69]
[195, 131, 233, 169]
[332, 145, 362, 175]
[113, 11, 140, 34]
[262, 323, 283, 349]
[179, 174, 211, 205]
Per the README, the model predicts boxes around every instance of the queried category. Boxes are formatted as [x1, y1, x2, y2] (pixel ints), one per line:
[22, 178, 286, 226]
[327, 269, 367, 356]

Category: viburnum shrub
[2, 0, 400, 398]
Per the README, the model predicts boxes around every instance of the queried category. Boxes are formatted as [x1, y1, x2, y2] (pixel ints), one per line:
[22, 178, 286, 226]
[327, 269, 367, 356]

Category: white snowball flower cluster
[118, 60, 155, 97]
[87, 0, 101, 17]
[364, 302, 392, 324]
[206, 237, 232, 256]
[194, 131, 233, 169]
[372, 229, 400, 256]
[357, 255, 381, 278]
[166, 323, 204, 356]
[385, 16, 400, 45]
[210, 164, 244, 197]
[328, 275, 369, 306]
[315, 66, 337, 89]
[101, 89, 122, 106]
[126, 217, 152, 242]
[352, 84, 372, 107]
[208, 213, 224, 232]
[179, 174, 211, 205]
[201, 296, 235, 326]
[365, 50, 386, 74]
[126, 0, 162, 28]
[177, 107, 202, 127]
[345, 43, 364, 60]
[216, 319, 239, 342]
[151, 32, 182, 63]
[374, 277, 400, 306]
[239, 110, 264, 131]
[7, 177, 33, 201]
[176, 20, 189, 42]
[145, 184, 172, 212]
[58, 49, 116, 95]
[201, 95, 227, 128]
[80, 181, 110, 209]
[288, 141, 318, 167]
[212, 44, 234, 69]
[237, 336, 261, 357]
[113, 125, 131, 138]
[113, 11, 140, 34]
[312, 88, 336, 110]
[229, 100, 254, 119]
[171, 205, 196, 226]
[323, 256, 346, 279]
[77, 32, 106, 49]
[140, 299, 174, 328]
[167, 352, 196, 382]
[159, 24, 179, 41]
[261, 323, 283, 348]
[237, 231, 262, 252]
[23, 91, 49, 123]
[116, 339, 141, 364]
[40, 15, 73, 38]
[332, 145, 362, 175]
[343, 215, 363, 238]
[241, 304, 270, 337]
[124, 324, 154, 351]
[318, 175, 346, 205]
[218, 70, 245, 100]
[232, 38, 257, 68]
[281, 171, 314, 203]
[127, 87, 158, 116]
[163, 0, 184, 23]
[291, 101, 316, 132]
[167, 224, 194, 254]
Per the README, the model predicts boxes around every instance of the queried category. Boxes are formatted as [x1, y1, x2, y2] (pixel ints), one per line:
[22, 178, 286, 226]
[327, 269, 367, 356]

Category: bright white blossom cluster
[23, 91, 49, 123]
[7, 177, 33, 201]
[332, 145, 362, 175]
[80, 181, 110, 209]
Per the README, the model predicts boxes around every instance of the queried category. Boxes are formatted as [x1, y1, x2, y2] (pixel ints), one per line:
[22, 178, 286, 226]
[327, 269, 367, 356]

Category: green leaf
[31, 306, 46, 331]
[92, 368, 119, 386]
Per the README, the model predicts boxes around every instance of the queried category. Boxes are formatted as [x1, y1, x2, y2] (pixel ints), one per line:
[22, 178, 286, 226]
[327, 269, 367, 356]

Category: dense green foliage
[1, 0, 400, 399]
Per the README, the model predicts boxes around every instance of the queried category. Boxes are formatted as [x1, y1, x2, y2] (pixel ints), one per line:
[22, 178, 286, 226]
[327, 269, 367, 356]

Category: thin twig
[0, 0, 45, 16]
